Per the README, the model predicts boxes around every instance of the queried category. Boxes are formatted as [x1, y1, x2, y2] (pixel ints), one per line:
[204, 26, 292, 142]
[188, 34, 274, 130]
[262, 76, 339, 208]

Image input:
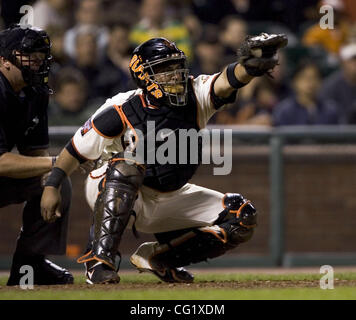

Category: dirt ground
[2, 280, 356, 291]
[2, 279, 355, 291]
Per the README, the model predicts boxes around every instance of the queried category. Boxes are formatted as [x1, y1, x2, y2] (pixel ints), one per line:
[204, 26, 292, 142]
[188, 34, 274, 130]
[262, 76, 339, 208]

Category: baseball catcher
[41, 33, 287, 284]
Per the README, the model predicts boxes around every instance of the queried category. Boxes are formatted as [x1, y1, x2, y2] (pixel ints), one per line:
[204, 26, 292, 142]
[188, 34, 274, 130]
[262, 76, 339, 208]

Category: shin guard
[78, 156, 145, 270]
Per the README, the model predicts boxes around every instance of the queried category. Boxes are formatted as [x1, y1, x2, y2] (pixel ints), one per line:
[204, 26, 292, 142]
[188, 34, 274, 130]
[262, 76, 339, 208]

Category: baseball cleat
[7, 254, 74, 286]
[85, 261, 120, 285]
[146, 266, 194, 283]
[130, 242, 194, 283]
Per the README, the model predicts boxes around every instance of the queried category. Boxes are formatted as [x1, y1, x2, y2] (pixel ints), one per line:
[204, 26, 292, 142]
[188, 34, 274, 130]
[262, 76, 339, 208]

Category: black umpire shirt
[0, 71, 49, 157]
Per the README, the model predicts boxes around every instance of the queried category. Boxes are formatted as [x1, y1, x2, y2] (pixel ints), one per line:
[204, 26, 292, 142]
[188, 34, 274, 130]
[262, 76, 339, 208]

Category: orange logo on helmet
[130, 54, 148, 83]
[138, 71, 149, 83]
[129, 54, 139, 68]
[152, 89, 163, 99]
[131, 59, 143, 74]
[147, 82, 163, 98]
[130, 54, 163, 98]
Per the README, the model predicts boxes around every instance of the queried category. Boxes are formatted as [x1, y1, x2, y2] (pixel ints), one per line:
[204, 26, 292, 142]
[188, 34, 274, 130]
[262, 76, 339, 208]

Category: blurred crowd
[2, 0, 356, 127]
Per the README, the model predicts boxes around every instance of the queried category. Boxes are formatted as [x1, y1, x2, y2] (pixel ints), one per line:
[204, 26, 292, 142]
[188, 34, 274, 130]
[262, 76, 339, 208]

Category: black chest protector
[121, 81, 201, 191]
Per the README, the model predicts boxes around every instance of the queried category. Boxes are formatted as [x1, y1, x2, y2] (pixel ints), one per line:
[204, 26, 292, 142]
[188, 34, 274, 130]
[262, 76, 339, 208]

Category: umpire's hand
[41, 186, 62, 223]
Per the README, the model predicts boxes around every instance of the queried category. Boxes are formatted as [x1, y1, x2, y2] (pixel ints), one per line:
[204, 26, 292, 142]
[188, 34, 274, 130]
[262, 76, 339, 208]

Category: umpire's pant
[0, 176, 71, 256]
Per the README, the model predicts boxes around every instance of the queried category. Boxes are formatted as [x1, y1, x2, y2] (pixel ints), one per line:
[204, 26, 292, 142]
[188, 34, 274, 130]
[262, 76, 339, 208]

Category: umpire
[0, 25, 73, 285]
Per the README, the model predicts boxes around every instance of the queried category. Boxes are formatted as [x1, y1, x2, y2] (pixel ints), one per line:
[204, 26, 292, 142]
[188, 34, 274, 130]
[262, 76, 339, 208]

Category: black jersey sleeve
[91, 105, 125, 138]
[0, 120, 8, 155]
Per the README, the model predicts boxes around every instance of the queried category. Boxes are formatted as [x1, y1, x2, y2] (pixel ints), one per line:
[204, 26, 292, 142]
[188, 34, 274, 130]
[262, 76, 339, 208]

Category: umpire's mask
[0, 25, 52, 87]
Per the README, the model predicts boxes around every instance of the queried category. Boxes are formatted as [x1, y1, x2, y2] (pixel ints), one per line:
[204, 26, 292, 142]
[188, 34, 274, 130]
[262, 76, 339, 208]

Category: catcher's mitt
[237, 33, 288, 77]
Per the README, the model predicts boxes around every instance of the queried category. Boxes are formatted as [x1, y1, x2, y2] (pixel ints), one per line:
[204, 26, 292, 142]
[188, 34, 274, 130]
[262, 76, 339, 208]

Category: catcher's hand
[237, 33, 288, 77]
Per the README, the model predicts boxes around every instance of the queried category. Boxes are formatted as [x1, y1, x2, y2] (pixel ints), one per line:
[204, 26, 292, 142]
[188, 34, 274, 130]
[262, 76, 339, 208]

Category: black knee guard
[78, 154, 145, 269]
[150, 193, 257, 269]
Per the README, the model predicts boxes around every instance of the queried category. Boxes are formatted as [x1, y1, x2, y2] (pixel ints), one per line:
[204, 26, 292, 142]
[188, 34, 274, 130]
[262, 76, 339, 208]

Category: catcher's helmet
[0, 25, 51, 87]
[129, 38, 189, 107]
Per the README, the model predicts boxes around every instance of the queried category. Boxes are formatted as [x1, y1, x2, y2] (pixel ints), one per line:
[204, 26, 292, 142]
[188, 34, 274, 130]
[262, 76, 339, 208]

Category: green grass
[0, 272, 355, 300]
[1, 287, 356, 300]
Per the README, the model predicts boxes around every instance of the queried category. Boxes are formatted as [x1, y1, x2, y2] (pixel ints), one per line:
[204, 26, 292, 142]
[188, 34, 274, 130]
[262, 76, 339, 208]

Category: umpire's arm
[0, 119, 53, 178]
[0, 151, 53, 178]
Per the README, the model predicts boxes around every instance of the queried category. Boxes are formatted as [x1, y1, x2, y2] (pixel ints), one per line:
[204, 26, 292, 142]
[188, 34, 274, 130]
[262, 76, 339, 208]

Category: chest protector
[121, 81, 201, 191]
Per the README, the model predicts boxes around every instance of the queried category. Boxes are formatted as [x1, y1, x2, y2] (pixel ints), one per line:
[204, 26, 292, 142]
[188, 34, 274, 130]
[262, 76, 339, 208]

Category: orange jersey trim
[139, 94, 159, 109]
[113, 104, 139, 150]
[109, 157, 145, 170]
[90, 105, 126, 139]
[112, 104, 128, 130]
[89, 171, 106, 179]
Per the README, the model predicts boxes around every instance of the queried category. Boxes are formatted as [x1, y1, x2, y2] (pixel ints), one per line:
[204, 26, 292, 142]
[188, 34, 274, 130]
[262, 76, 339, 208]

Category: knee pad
[105, 154, 145, 191]
[96, 155, 145, 224]
[221, 193, 257, 228]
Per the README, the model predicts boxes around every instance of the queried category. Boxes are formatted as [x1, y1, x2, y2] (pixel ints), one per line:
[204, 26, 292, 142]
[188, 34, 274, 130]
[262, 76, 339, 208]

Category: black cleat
[130, 242, 194, 283]
[149, 267, 194, 283]
[7, 255, 74, 286]
[85, 262, 120, 285]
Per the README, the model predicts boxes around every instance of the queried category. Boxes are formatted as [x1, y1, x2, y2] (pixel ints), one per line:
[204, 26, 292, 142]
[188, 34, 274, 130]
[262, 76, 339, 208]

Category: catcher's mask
[0, 25, 51, 87]
[129, 37, 189, 107]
